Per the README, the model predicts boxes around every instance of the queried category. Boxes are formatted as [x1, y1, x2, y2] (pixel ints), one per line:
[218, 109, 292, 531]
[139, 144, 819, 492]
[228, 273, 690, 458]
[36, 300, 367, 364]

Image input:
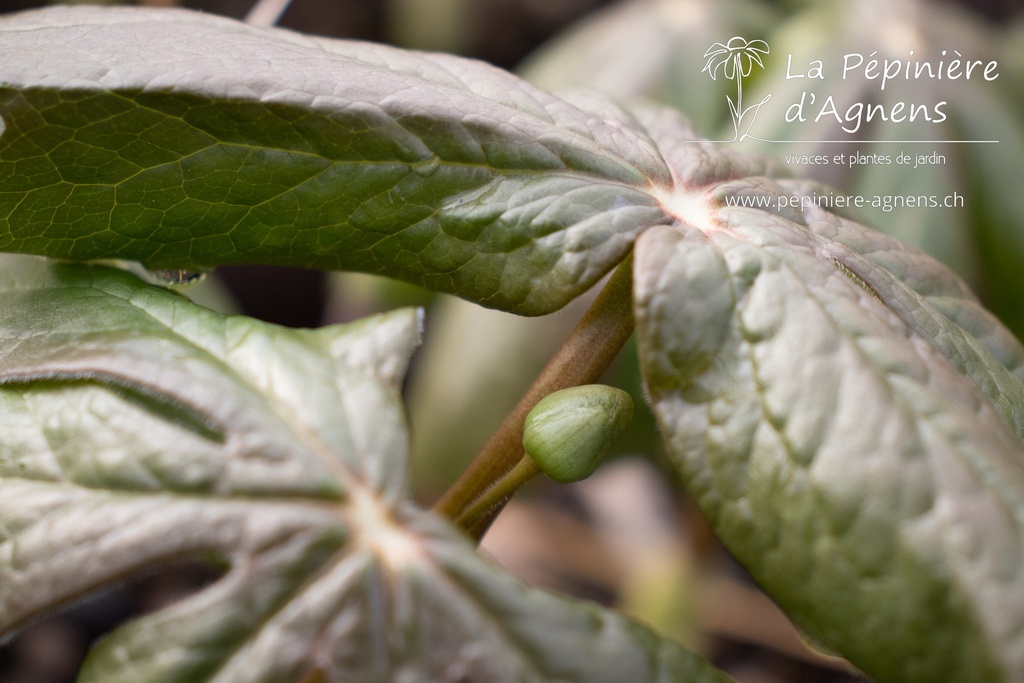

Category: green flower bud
[522, 385, 633, 483]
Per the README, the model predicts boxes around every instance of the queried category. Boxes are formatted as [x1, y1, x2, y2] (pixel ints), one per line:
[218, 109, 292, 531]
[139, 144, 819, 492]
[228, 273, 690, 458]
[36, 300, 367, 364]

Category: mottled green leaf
[0, 254, 728, 683]
[0, 5, 670, 315]
[633, 108, 1024, 683]
[740, 0, 1024, 338]
[6, 5, 1024, 682]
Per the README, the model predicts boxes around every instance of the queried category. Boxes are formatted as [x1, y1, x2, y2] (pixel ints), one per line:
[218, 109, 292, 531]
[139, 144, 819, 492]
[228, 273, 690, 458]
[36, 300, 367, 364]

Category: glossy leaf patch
[0, 5, 671, 315]
[4, 6, 1024, 683]
[632, 108, 1024, 683]
[0, 254, 729, 683]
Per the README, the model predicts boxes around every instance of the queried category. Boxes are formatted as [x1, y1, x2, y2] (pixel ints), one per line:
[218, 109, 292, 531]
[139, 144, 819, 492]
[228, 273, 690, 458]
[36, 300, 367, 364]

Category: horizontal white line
[746, 138, 999, 144]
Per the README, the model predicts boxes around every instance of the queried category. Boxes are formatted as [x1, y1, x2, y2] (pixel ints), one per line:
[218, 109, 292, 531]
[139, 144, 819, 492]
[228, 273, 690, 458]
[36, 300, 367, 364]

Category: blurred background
[2, 0, 1023, 681]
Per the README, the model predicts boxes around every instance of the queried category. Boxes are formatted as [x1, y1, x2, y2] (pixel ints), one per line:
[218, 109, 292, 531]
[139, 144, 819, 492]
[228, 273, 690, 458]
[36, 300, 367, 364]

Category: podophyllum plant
[526, 0, 1024, 341]
[2, 6, 1024, 682]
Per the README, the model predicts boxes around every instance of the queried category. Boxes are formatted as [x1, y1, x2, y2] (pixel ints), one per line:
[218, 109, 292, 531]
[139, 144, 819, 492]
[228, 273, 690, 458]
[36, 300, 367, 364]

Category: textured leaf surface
[741, 0, 1024, 338]
[0, 5, 671, 315]
[0, 254, 730, 683]
[633, 108, 1024, 683]
[5, 6, 1024, 682]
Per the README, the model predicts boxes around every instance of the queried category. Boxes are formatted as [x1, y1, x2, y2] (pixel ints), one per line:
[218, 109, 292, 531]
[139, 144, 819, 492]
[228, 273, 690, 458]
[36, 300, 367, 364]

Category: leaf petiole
[453, 454, 540, 532]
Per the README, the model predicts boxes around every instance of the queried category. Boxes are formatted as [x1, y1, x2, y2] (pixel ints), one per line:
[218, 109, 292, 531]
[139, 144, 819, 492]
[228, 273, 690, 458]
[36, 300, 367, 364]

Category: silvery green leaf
[5, 6, 1024, 681]
[0, 254, 729, 683]
[742, 0, 1024, 337]
[633, 107, 1024, 682]
[0, 5, 671, 316]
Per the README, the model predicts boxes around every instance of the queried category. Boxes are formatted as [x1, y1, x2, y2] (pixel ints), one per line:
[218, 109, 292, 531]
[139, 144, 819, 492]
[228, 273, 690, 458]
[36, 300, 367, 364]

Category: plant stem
[735, 56, 744, 119]
[244, 0, 293, 26]
[453, 454, 540, 531]
[433, 253, 635, 540]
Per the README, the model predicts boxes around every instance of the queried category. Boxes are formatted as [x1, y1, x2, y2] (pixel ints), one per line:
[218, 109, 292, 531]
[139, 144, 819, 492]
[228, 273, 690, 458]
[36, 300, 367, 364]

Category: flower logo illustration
[703, 37, 772, 141]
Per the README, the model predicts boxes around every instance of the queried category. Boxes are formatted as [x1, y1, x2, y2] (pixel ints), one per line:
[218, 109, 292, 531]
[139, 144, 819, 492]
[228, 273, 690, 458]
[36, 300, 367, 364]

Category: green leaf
[6, 6, 1024, 682]
[0, 5, 671, 316]
[0, 254, 729, 683]
[632, 108, 1024, 682]
[739, 0, 1024, 339]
